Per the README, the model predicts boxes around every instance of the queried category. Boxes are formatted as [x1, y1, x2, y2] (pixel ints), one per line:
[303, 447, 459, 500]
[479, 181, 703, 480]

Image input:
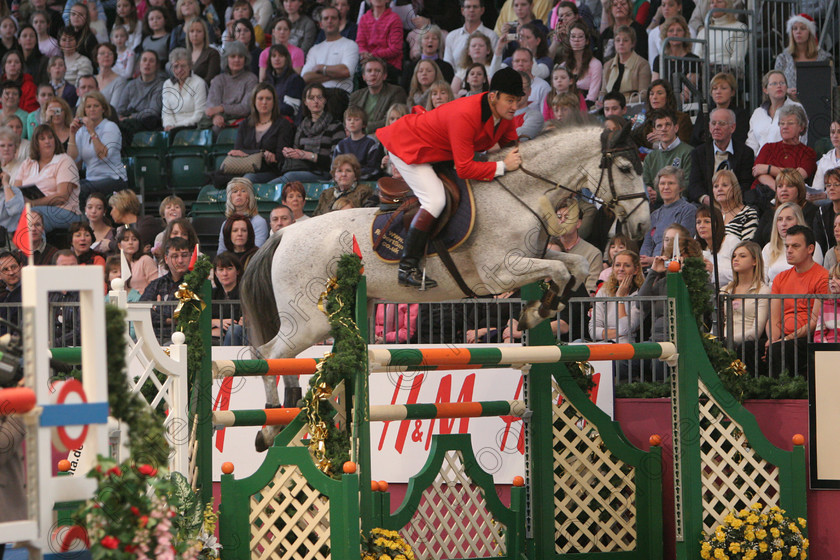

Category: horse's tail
[241, 230, 284, 350]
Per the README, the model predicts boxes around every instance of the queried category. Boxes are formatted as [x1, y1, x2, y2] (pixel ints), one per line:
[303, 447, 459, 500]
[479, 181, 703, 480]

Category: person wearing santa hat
[774, 13, 833, 96]
[376, 66, 525, 289]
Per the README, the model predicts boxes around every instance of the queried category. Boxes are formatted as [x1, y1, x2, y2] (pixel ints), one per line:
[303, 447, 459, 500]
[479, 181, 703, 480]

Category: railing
[719, 292, 840, 378]
[660, 37, 707, 117]
[701, 8, 759, 110]
[10, 291, 834, 381]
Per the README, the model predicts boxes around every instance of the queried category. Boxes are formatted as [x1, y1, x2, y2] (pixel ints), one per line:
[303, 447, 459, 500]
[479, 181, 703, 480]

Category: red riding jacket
[376, 92, 519, 182]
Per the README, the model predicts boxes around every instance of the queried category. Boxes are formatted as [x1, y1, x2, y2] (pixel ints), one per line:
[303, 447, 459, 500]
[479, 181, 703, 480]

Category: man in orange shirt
[376, 66, 524, 289]
[766, 225, 829, 376]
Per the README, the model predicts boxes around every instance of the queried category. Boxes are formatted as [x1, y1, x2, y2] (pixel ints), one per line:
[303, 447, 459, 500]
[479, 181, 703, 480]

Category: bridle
[517, 142, 648, 222]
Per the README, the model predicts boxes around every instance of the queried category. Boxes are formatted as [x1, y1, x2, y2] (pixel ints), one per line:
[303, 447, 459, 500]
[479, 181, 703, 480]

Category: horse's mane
[488, 123, 614, 163]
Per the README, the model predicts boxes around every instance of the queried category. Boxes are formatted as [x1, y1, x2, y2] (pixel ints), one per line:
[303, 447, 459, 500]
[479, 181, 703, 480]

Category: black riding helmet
[489, 66, 526, 97]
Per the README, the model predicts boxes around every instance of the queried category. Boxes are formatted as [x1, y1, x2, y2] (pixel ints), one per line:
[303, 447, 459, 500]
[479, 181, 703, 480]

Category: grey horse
[241, 124, 650, 451]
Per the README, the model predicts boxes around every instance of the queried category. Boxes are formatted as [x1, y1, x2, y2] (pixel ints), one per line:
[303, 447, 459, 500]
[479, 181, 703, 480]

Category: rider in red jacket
[376, 66, 525, 289]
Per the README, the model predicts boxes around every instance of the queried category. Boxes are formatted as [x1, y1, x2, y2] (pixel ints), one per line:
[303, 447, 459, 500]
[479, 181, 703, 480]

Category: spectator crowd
[0, 0, 833, 377]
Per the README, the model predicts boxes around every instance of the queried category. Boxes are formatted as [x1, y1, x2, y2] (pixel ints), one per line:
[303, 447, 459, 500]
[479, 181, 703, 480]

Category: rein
[517, 144, 648, 220]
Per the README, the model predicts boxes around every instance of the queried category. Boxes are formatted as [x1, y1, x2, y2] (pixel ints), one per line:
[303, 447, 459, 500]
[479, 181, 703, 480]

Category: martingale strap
[432, 238, 478, 299]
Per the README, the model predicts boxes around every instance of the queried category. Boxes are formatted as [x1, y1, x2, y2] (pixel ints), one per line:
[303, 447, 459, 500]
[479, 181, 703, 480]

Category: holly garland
[175, 255, 213, 393]
[302, 253, 366, 478]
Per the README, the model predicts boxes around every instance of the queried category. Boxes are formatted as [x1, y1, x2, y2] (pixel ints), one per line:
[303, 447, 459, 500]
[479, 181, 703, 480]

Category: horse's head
[598, 123, 650, 241]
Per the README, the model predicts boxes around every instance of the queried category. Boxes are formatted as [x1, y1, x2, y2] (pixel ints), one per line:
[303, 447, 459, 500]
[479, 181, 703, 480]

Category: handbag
[220, 152, 263, 175]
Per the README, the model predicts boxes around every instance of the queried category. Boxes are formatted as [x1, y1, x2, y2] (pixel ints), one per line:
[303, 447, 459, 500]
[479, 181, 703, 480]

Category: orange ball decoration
[221, 462, 234, 475]
[667, 260, 681, 272]
[512, 476, 525, 487]
[57, 459, 71, 472]
[792, 434, 805, 446]
[378, 480, 389, 492]
[343, 461, 357, 474]
[371, 480, 381, 492]
[649, 434, 662, 446]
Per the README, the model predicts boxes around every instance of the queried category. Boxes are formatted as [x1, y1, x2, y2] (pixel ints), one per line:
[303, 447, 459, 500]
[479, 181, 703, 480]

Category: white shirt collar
[714, 139, 734, 155]
[659, 137, 681, 151]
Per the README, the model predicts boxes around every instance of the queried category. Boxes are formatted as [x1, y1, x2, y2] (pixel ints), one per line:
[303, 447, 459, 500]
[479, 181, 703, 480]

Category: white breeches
[389, 153, 447, 218]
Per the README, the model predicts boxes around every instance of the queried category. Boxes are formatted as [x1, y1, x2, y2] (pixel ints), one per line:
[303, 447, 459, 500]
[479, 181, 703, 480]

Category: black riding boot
[398, 209, 438, 289]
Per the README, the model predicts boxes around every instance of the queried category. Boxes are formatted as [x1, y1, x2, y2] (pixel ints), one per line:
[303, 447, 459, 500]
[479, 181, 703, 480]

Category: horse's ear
[600, 121, 630, 150]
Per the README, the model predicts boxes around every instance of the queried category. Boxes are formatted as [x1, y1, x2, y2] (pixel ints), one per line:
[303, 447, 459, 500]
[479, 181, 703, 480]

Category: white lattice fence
[551, 379, 636, 554]
[698, 381, 781, 534]
[110, 288, 190, 477]
[249, 465, 331, 560]
[399, 450, 506, 560]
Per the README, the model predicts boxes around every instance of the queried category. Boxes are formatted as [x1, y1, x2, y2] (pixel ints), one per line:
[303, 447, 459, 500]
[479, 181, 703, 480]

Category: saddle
[375, 169, 462, 242]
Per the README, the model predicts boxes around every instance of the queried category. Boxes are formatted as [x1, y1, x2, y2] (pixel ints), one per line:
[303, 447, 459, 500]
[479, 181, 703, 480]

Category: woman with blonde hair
[753, 167, 817, 246]
[407, 59, 443, 106]
[721, 240, 770, 372]
[712, 169, 758, 241]
[451, 32, 492, 94]
[774, 13, 831, 96]
[761, 201, 823, 284]
[67, 91, 128, 208]
[423, 80, 455, 112]
[588, 249, 644, 343]
[217, 177, 268, 249]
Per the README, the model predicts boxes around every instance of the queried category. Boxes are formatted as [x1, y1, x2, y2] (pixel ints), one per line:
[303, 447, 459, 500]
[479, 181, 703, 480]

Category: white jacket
[161, 75, 208, 129]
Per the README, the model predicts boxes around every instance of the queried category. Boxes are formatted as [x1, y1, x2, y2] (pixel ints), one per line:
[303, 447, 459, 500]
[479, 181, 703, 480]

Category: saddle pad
[371, 177, 476, 263]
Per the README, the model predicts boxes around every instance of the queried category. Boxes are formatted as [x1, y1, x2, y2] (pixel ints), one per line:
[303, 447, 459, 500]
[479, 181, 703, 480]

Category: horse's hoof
[255, 430, 268, 453]
[518, 301, 543, 330]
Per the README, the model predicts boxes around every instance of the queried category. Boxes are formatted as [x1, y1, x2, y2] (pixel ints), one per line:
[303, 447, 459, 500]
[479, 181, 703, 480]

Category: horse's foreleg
[490, 254, 587, 330]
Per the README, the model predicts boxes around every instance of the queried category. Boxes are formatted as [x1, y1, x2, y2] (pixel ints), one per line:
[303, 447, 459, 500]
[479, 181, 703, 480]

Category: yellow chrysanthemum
[745, 550, 758, 560]
[803, 538, 809, 549]
[729, 542, 741, 554]
[800, 553, 807, 560]
[761, 515, 769, 524]
[716, 532, 726, 542]
[798, 518, 807, 528]
[789, 546, 799, 557]
[747, 514, 759, 524]
[381, 555, 392, 560]
[732, 519, 744, 529]
[752, 502, 763, 510]
[740, 509, 751, 517]
[759, 542, 769, 552]
[774, 513, 785, 523]
[714, 548, 727, 559]
[790, 523, 800, 534]
[701, 550, 711, 559]
[770, 506, 781, 513]
[725, 514, 736, 525]
[757, 529, 768, 540]
[771, 528, 781, 538]
[745, 531, 755, 542]
[702, 542, 712, 551]
[772, 551, 783, 560]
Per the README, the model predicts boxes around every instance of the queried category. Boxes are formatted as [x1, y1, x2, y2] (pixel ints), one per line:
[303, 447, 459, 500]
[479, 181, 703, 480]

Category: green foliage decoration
[301, 253, 366, 478]
[175, 254, 213, 392]
[73, 457, 219, 559]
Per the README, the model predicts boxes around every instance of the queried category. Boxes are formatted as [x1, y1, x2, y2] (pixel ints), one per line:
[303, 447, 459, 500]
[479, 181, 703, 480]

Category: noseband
[594, 145, 648, 221]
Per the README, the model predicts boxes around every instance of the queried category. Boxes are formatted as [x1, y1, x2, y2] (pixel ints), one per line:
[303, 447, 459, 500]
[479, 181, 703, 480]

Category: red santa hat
[786, 13, 817, 37]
